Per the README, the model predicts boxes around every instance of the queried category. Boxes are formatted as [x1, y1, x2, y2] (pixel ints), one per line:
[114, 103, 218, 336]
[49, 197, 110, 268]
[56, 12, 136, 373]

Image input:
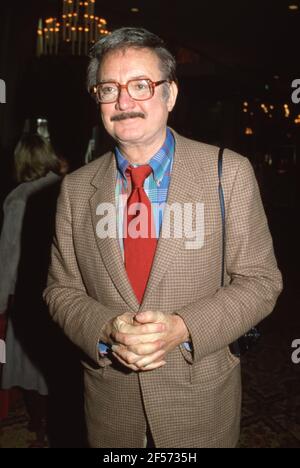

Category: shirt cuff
[98, 342, 110, 355]
[183, 341, 192, 352]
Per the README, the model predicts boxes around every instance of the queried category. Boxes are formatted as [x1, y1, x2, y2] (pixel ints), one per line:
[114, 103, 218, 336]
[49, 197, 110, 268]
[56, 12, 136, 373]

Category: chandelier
[37, 0, 109, 56]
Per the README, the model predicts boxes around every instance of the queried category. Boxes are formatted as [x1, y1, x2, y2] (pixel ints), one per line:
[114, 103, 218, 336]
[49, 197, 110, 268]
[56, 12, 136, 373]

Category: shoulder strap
[218, 148, 226, 287]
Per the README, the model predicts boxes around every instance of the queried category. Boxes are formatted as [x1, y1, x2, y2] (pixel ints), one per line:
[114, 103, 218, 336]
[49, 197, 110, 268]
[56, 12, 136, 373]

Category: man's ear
[167, 81, 178, 112]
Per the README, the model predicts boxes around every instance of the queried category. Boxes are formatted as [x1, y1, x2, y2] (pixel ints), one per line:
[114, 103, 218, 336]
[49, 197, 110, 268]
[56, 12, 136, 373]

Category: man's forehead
[99, 47, 160, 75]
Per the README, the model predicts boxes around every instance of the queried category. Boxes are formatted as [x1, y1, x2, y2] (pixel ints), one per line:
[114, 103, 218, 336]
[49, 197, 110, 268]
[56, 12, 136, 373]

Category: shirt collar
[115, 128, 174, 186]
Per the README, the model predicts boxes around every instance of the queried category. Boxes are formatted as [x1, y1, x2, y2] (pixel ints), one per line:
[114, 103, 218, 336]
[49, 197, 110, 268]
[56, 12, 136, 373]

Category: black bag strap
[218, 147, 226, 287]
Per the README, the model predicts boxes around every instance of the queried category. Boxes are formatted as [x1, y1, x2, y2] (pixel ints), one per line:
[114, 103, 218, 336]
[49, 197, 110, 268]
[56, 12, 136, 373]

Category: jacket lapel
[89, 153, 139, 312]
[141, 132, 205, 307]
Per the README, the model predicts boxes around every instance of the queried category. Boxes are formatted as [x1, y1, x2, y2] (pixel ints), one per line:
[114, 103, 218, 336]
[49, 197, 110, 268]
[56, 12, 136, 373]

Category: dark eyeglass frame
[91, 78, 170, 103]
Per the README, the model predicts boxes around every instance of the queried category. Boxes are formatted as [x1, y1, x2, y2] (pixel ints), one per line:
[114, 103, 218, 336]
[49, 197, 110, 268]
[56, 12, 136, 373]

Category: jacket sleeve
[176, 156, 283, 364]
[43, 177, 114, 365]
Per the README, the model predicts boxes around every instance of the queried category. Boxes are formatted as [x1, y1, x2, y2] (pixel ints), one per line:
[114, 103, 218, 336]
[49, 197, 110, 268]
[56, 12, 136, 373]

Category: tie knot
[127, 165, 152, 188]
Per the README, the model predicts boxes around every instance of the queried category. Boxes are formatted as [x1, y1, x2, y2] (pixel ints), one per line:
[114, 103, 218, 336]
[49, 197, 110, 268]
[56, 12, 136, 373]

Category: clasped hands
[102, 311, 189, 372]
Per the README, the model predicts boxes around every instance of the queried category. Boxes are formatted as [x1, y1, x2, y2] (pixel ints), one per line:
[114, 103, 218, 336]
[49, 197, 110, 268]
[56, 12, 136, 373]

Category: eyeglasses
[92, 78, 169, 104]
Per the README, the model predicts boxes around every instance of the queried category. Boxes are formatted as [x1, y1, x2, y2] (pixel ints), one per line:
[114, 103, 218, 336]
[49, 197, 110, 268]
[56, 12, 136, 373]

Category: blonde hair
[14, 134, 60, 183]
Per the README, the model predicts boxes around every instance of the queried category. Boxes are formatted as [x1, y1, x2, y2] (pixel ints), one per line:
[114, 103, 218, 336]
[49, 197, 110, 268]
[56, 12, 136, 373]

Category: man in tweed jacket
[44, 28, 282, 448]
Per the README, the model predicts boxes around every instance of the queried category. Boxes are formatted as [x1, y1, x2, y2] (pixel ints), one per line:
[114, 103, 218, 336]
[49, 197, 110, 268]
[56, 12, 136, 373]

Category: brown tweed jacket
[44, 130, 282, 448]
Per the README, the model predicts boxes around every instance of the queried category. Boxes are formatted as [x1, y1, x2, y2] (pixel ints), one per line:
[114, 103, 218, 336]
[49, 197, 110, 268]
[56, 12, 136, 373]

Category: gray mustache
[111, 112, 145, 122]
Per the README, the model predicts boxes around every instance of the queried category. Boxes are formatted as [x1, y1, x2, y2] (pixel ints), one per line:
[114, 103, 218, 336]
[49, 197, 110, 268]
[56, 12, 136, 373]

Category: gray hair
[87, 27, 177, 96]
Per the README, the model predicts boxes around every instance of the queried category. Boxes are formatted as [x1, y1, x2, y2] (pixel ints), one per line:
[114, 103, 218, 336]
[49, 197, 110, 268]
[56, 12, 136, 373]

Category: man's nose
[116, 86, 135, 110]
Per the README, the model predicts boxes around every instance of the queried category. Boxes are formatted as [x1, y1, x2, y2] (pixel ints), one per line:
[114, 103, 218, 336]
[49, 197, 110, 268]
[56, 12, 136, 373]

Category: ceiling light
[131, 8, 139, 13]
[288, 4, 299, 10]
[37, 1, 109, 57]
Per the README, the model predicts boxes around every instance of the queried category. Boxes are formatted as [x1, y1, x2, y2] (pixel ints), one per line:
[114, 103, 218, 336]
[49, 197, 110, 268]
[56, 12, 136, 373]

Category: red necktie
[124, 165, 157, 303]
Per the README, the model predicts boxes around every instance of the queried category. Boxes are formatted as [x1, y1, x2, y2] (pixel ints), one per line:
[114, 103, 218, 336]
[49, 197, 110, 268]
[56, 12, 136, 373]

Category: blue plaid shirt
[115, 127, 174, 254]
[99, 128, 191, 354]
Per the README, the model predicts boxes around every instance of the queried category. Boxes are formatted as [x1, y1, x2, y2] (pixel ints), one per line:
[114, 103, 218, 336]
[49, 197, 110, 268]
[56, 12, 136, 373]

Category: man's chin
[115, 127, 144, 144]
[114, 119, 143, 135]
